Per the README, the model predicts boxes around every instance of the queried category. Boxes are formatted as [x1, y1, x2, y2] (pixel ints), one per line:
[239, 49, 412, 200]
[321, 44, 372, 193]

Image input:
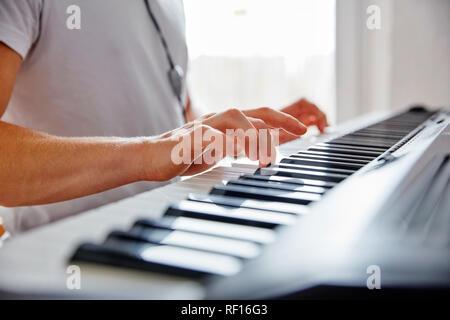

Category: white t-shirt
[0, 0, 188, 233]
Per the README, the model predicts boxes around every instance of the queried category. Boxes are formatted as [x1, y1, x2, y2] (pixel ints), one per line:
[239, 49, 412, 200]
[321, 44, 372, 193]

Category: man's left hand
[281, 98, 329, 134]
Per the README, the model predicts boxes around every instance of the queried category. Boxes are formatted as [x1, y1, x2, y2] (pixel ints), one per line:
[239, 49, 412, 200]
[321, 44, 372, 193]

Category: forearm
[0, 121, 147, 207]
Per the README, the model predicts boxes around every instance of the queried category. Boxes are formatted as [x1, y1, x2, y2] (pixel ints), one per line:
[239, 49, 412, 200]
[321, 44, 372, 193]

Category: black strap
[144, 0, 175, 69]
[144, 0, 186, 122]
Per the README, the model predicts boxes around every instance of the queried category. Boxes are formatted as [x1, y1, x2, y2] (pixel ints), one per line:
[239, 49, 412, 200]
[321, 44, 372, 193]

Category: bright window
[184, 0, 336, 123]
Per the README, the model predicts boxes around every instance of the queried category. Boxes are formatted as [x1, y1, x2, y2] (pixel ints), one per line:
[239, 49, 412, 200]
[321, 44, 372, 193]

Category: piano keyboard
[70, 108, 436, 278]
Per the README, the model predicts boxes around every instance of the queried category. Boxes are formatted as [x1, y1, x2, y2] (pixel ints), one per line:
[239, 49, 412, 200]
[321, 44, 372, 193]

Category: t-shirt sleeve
[0, 0, 43, 59]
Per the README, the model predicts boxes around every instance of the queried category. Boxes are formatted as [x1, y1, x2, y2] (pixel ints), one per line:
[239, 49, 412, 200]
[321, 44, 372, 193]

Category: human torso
[2, 0, 187, 232]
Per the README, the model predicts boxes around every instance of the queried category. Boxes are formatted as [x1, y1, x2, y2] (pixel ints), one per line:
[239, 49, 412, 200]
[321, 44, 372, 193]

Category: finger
[318, 116, 327, 133]
[202, 109, 259, 161]
[182, 162, 217, 176]
[277, 128, 301, 144]
[197, 112, 217, 121]
[298, 114, 317, 126]
[317, 110, 329, 133]
[308, 105, 328, 133]
[248, 117, 275, 166]
[308, 104, 328, 130]
[304, 114, 325, 133]
[281, 97, 309, 118]
[191, 124, 228, 166]
[182, 146, 223, 176]
[243, 107, 307, 135]
[201, 125, 231, 166]
[170, 124, 224, 176]
[182, 142, 225, 176]
[304, 110, 326, 133]
[164, 113, 220, 139]
[306, 112, 325, 133]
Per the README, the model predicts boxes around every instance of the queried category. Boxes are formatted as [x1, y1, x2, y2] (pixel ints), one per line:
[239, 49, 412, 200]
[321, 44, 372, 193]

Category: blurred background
[184, 0, 449, 125]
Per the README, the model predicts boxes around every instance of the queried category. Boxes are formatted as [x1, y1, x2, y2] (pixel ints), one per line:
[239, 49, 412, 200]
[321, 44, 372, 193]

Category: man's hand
[281, 98, 329, 134]
[0, 42, 310, 207]
[0, 104, 306, 207]
[144, 107, 307, 181]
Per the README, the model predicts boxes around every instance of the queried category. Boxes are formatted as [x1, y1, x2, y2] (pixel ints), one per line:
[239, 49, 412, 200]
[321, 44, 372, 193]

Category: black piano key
[357, 128, 407, 134]
[136, 215, 276, 244]
[289, 154, 370, 165]
[335, 133, 397, 142]
[296, 150, 376, 161]
[307, 145, 382, 157]
[239, 174, 337, 188]
[368, 123, 418, 130]
[71, 239, 242, 277]
[358, 125, 409, 131]
[280, 157, 363, 174]
[370, 119, 419, 125]
[280, 157, 364, 171]
[340, 136, 400, 146]
[109, 227, 261, 259]
[316, 142, 387, 153]
[227, 178, 327, 195]
[362, 128, 413, 136]
[351, 131, 405, 139]
[368, 123, 419, 130]
[366, 119, 415, 125]
[333, 132, 397, 141]
[187, 193, 310, 216]
[355, 128, 406, 137]
[256, 167, 347, 183]
[349, 127, 407, 135]
[167, 200, 297, 228]
[210, 184, 321, 205]
[274, 163, 356, 175]
[326, 139, 393, 150]
[347, 133, 402, 141]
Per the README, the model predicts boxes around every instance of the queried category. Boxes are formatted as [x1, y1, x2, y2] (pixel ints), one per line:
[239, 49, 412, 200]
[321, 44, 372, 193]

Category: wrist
[134, 136, 168, 182]
[109, 137, 153, 183]
[131, 137, 153, 181]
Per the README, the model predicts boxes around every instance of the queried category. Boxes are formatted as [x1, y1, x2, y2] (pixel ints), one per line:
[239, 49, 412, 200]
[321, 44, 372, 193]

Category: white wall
[337, 0, 449, 123]
[391, 0, 450, 110]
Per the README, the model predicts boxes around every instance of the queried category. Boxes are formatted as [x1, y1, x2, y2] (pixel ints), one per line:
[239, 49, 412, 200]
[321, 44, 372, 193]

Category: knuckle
[253, 118, 266, 125]
[298, 98, 308, 106]
[202, 112, 216, 119]
[225, 108, 242, 118]
[259, 106, 271, 114]
[199, 124, 214, 133]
